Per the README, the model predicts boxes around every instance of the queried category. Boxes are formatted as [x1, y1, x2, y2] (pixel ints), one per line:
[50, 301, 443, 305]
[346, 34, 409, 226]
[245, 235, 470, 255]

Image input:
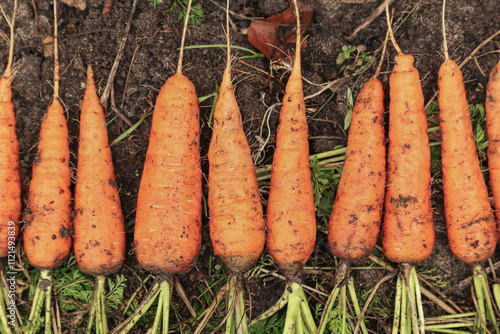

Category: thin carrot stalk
[0, 0, 21, 260]
[23, 1, 71, 332]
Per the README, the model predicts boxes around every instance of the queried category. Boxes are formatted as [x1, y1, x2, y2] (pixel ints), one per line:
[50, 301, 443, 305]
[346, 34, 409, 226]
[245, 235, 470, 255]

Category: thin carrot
[74, 65, 126, 276]
[486, 59, 500, 238]
[0, 0, 21, 260]
[439, 1, 496, 265]
[382, 1, 433, 332]
[23, 1, 72, 333]
[259, 0, 317, 332]
[73, 66, 126, 333]
[116, 1, 201, 332]
[441, 1, 498, 332]
[266, 1, 316, 279]
[318, 29, 389, 334]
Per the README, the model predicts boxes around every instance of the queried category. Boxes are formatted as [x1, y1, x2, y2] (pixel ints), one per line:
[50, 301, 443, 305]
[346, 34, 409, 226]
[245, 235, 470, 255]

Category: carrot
[440, 1, 498, 332]
[486, 59, 500, 238]
[0, 0, 21, 260]
[23, 1, 72, 333]
[115, 1, 201, 333]
[255, 1, 317, 332]
[192, 0, 266, 331]
[73, 66, 126, 333]
[382, 1, 434, 333]
[318, 30, 389, 334]
[74, 66, 125, 276]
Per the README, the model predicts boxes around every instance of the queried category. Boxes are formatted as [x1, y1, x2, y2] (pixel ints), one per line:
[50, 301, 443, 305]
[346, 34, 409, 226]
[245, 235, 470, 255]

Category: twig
[100, 0, 138, 107]
[110, 85, 133, 127]
[347, 0, 396, 41]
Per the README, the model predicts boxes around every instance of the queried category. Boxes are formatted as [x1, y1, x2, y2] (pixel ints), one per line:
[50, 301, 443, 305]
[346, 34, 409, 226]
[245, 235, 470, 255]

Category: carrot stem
[176, 0, 194, 74]
[225, 276, 237, 334]
[235, 283, 248, 334]
[44, 281, 51, 334]
[297, 286, 317, 333]
[248, 288, 289, 326]
[122, 274, 153, 317]
[412, 268, 426, 333]
[161, 281, 171, 334]
[95, 278, 102, 334]
[283, 283, 302, 334]
[385, 0, 403, 55]
[27, 270, 52, 334]
[392, 273, 403, 333]
[0, 276, 12, 334]
[442, 0, 449, 61]
[4, 0, 17, 76]
[341, 285, 347, 334]
[150, 287, 163, 334]
[474, 266, 500, 334]
[295, 307, 305, 333]
[347, 278, 368, 334]
[318, 262, 348, 334]
[493, 284, 500, 314]
[52, 0, 59, 99]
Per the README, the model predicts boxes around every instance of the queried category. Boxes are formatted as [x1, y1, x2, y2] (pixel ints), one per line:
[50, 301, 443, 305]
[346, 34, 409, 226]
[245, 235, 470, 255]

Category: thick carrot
[439, 22, 496, 263]
[328, 77, 386, 262]
[486, 60, 500, 239]
[208, 63, 265, 273]
[0, 0, 20, 259]
[265, 14, 316, 278]
[382, 52, 434, 263]
[73, 66, 126, 276]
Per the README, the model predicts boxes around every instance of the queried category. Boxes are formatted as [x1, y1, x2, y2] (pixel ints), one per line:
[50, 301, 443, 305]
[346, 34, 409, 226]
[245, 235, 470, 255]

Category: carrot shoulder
[208, 67, 266, 273]
[266, 62, 316, 277]
[486, 61, 500, 236]
[440, 59, 496, 263]
[24, 98, 72, 269]
[383, 54, 434, 263]
[329, 77, 386, 262]
[135, 72, 202, 274]
[0, 72, 21, 258]
[73, 66, 126, 276]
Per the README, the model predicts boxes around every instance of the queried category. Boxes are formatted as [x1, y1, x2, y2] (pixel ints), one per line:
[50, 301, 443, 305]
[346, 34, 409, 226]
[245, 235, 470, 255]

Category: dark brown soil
[1, 0, 499, 332]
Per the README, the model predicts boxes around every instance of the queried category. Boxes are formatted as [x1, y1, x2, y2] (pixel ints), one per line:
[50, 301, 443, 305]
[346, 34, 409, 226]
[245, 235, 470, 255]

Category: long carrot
[192, 0, 266, 331]
[318, 30, 389, 334]
[0, 1, 21, 332]
[440, 1, 497, 332]
[73, 65, 126, 333]
[23, 1, 72, 333]
[486, 59, 500, 238]
[382, 1, 434, 333]
[0, 0, 20, 258]
[259, 0, 317, 332]
[115, 1, 201, 332]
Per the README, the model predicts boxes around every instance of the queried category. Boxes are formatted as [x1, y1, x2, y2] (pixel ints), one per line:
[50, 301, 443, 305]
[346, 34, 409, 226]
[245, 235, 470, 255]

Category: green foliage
[344, 87, 354, 130]
[53, 255, 94, 311]
[326, 301, 353, 334]
[106, 275, 127, 312]
[337, 45, 371, 76]
[419, 267, 450, 290]
[249, 312, 286, 334]
[310, 156, 343, 225]
[470, 104, 488, 156]
[165, 0, 204, 26]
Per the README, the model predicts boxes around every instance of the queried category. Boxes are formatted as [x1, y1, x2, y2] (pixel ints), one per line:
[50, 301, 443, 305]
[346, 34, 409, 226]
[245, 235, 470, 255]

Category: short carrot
[23, 1, 72, 333]
[0, 0, 21, 259]
[73, 66, 126, 333]
[486, 59, 500, 238]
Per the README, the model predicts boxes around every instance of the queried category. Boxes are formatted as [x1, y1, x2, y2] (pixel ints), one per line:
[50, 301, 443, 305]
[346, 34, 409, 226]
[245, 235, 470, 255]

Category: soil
[0, 0, 499, 332]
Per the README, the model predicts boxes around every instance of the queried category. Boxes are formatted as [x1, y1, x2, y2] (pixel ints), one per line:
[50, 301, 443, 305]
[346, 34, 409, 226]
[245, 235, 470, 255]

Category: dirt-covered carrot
[0, 0, 20, 261]
[440, 1, 497, 332]
[23, 1, 72, 333]
[73, 65, 126, 333]
[257, 0, 317, 332]
[192, 0, 266, 331]
[318, 30, 389, 334]
[115, 1, 201, 333]
[486, 59, 500, 236]
[381, 1, 434, 333]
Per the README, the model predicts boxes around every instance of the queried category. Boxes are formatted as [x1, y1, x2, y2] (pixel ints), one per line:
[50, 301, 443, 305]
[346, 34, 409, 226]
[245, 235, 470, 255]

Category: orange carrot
[134, 0, 202, 275]
[382, 50, 434, 264]
[23, 1, 72, 270]
[73, 66, 126, 276]
[265, 5, 315, 278]
[0, 0, 20, 259]
[328, 77, 386, 263]
[439, 10, 496, 264]
[207, 9, 265, 275]
[486, 59, 500, 241]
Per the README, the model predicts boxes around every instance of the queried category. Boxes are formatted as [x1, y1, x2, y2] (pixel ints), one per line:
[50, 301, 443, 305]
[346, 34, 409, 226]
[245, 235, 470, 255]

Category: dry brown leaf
[43, 36, 54, 57]
[60, 0, 86, 10]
